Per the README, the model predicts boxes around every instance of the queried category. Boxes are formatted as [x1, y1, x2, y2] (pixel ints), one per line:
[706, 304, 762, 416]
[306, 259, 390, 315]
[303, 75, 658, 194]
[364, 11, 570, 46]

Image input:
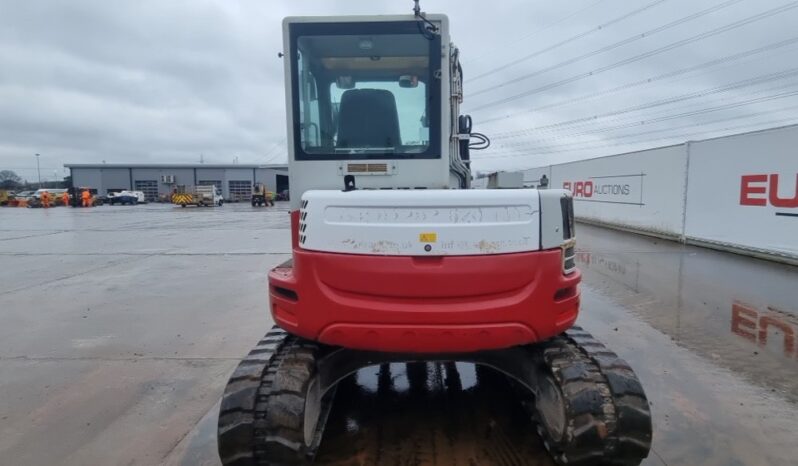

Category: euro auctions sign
[740, 174, 798, 215]
[562, 174, 645, 206]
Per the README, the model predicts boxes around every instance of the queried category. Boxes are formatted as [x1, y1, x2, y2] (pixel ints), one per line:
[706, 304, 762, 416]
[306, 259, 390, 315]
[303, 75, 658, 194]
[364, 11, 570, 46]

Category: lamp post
[35, 153, 41, 188]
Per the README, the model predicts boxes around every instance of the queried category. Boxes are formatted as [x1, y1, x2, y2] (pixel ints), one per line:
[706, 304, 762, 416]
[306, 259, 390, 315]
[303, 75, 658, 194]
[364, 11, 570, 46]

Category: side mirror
[458, 114, 473, 134]
[458, 115, 472, 162]
[336, 76, 355, 89]
[399, 75, 419, 88]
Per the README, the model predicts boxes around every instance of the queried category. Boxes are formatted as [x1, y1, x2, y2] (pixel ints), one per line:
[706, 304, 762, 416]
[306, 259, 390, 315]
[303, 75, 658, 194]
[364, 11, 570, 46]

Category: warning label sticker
[419, 232, 437, 243]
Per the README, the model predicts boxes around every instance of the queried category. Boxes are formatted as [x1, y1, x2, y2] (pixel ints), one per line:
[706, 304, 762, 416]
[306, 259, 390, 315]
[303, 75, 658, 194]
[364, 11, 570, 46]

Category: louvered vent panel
[298, 200, 309, 245]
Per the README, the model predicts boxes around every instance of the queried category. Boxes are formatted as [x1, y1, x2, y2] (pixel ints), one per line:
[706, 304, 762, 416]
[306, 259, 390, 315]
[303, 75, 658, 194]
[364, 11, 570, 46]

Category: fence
[523, 124, 798, 265]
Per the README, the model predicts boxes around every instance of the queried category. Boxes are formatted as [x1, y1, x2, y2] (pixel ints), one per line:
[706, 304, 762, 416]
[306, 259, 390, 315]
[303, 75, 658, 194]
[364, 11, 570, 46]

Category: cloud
[0, 0, 796, 179]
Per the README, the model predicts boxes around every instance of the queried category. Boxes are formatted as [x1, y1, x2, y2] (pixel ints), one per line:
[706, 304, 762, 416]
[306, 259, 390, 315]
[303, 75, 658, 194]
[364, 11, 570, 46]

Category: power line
[476, 89, 798, 158]
[497, 98, 798, 149]
[491, 83, 798, 146]
[469, 0, 741, 96]
[474, 115, 798, 162]
[494, 102, 798, 152]
[490, 68, 798, 139]
[262, 138, 286, 162]
[477, 36, 798, 126]
[486, 86, 798, 152]
[489, 110, 797, 171]
[481, 114, 798, 171]
[465, 0, 608, 67]
[499, 107, 798, 150]
[468, 1, 798, 112]
[467, 0, 668, 83]
[493, 80, 798, 142]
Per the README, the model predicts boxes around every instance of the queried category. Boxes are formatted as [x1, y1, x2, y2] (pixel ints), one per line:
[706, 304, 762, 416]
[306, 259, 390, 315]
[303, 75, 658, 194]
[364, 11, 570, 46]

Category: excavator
[217, 3, 652, 465]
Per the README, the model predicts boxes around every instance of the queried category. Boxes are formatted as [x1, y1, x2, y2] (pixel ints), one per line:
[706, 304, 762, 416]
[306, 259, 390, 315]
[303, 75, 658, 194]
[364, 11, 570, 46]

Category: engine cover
[298, 189, 542, 256]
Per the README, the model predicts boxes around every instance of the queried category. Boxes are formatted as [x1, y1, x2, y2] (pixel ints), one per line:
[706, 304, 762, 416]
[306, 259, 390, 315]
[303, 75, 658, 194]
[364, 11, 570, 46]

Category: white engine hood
[298, 189, 541, 256]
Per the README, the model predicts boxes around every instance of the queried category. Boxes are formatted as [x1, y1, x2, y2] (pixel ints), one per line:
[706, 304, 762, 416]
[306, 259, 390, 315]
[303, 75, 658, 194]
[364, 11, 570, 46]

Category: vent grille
[298, 200, 309, 246]
[347, 163, 368, 173]
[563, 244, 576, 275]
[366, 163, 388, 172]
[346, 163, 390, 174]
[560, 195, 575, 240]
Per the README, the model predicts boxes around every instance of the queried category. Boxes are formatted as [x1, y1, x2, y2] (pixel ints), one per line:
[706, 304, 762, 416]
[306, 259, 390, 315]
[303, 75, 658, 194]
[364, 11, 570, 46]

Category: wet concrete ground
[0, 205, 796, 465]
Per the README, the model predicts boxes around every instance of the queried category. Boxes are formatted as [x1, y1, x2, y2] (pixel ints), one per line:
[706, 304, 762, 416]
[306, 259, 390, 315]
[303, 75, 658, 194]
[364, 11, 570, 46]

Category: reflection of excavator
[251, 183, 275, 207]
[217, 3, 652, 465]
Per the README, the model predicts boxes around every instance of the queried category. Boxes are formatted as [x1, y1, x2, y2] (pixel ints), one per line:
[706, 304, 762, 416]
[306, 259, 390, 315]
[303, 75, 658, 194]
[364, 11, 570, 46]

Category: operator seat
[336, 89, 401, 148]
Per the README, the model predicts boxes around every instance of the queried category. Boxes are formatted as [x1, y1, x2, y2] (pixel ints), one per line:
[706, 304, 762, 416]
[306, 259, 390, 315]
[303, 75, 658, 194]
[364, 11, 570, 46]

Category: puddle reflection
[317, 362, 553, 466]
[575, 225, 798, 402]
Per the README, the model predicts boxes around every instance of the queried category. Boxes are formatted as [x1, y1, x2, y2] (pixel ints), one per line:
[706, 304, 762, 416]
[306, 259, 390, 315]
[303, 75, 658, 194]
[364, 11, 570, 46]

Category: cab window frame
[289, 21, 442, 161]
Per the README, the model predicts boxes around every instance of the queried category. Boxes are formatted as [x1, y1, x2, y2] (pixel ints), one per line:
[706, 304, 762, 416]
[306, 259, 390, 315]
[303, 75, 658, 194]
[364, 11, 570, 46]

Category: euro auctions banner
[684, 125, 798, 258]
[563, 174, 644, 206]
[551, 145, 688, 236]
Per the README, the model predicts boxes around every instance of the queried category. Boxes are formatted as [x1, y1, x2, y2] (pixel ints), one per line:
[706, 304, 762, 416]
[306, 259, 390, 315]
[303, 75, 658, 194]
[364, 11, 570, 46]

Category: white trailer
[487, 171, 524, 189]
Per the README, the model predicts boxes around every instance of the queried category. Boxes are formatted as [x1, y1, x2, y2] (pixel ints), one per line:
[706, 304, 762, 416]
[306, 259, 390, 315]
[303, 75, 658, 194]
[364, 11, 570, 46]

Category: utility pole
[35, 153, 41, 188]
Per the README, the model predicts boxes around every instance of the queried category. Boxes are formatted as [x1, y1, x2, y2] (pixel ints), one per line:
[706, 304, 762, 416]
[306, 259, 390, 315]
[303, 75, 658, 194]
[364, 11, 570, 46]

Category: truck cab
[201, 186, 224, 207]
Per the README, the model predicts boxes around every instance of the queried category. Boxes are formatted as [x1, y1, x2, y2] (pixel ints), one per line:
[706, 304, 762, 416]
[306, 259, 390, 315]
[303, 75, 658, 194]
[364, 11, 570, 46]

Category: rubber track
[253, 338, 325, 465]
[218, 326, 329, 466]
[535, 326, 652, 466]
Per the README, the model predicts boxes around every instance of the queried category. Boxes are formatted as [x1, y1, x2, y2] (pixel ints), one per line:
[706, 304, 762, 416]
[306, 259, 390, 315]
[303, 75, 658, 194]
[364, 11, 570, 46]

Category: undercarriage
[217, 325, 652, 465]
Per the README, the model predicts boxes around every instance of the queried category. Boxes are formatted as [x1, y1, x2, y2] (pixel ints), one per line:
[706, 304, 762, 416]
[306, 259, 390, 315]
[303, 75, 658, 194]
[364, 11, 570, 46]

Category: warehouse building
[64, 163, 289, 202]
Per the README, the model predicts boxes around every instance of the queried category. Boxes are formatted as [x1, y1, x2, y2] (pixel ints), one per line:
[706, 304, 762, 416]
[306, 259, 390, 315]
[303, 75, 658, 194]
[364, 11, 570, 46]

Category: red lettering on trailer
[768, 174, 798, 208]
[739, 175, 768, 206]
[740, 173, 798, 208]
[564, 181, 594, 198]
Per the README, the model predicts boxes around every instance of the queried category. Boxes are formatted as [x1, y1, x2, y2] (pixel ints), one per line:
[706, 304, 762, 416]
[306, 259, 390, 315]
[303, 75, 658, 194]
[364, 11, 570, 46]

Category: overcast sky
[1, 0, 797, 181]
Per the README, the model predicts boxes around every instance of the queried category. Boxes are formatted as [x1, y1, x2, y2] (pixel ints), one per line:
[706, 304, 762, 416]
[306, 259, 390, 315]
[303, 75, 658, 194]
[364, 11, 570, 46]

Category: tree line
[0, 170, 68, 190]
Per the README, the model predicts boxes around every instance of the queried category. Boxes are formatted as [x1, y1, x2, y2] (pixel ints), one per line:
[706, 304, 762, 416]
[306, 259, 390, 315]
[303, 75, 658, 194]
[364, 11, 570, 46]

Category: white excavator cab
[282, 14, 472, 209]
